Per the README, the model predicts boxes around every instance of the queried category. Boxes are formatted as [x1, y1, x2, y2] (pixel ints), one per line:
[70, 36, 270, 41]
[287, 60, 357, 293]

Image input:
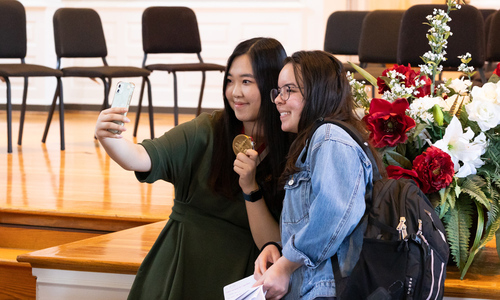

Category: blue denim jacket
[281, 123, 373, 300]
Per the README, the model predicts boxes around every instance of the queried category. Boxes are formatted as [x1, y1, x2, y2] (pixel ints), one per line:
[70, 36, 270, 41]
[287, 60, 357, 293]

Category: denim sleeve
[282, 131, 368, 268]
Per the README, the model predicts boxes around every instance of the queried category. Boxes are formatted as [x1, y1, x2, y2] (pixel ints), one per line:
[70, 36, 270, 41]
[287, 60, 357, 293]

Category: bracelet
[242, 185, 263, 202]
[260, 241, 282, 256]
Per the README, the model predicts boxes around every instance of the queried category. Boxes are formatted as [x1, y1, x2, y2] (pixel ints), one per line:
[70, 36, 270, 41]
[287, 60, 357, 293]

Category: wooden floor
[0, 109, 197, 229]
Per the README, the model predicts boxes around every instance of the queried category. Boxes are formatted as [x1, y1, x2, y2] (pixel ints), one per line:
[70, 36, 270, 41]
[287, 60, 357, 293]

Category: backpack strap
[305, 118, 381, 181]
[306, 118, 381, 296]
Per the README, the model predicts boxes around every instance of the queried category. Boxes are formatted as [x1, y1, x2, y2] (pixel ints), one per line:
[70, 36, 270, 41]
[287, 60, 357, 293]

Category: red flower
[377, 64, 432, 98]
[412, 146, 454, 194]
[386, 165, 421, 188]
[494, 63, 500, 77]
[362, 98, 416, 147]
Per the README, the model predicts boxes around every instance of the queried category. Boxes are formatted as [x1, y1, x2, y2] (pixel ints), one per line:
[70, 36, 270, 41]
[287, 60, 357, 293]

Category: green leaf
[379, 76, 392, 87]
[411, 123, 428, 140]
[348, 62, 378, 87]
[461, 176, 491, 210]
[443, 198, 474, 271]
[385, 150, 413, 169]
[488, 73, 500, 84]
[497, 229, 500, 259]
[478, 191, 500, 251]
[439, 186, 451, 218]
[460, 201, 485, 279]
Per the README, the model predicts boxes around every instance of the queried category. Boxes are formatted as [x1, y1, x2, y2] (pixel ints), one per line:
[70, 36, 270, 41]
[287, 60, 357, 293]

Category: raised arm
[233, 150, 280, 249]
[95, 107, 152, 172]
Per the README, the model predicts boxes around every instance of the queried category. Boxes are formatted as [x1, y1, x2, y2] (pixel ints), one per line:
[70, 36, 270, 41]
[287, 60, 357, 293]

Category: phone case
[108, 81, 135, 134]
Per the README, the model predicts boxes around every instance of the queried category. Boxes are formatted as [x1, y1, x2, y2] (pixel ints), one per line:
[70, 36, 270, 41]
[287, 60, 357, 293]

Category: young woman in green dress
[94, 37, 291, 299]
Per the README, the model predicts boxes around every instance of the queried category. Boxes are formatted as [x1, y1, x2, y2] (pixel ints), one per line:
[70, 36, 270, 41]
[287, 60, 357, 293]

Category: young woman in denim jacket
[254, 51, 381, 300]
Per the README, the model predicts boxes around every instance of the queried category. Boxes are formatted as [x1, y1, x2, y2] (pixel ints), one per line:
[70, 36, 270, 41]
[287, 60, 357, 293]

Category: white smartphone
[108, 81, 135, 134]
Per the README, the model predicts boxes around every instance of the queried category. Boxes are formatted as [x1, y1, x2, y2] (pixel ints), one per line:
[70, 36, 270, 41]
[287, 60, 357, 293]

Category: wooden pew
[17, 221, 166, 299]
[18, 220, 500, 300]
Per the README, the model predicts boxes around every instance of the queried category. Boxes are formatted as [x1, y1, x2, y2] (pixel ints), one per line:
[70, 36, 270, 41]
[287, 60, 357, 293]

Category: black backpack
[308, 119, 450, 300]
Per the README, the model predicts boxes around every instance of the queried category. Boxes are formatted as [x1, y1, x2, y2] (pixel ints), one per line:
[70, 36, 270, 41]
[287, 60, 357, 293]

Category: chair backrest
[480, 9, 496, 21]
[142, 6, 202, 54]
[324, 11, 368, 56]
[486, 10, 500, 62]
[398, 4, 485, 68]
[53, 8, 108, 58]
[357, 10, 404, 65]
[0, 0, 27, 59]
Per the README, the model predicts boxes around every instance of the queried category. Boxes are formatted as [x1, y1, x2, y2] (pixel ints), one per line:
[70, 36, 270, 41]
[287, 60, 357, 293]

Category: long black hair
[281, 50, 384, 180]
[208, 38, 291, 212]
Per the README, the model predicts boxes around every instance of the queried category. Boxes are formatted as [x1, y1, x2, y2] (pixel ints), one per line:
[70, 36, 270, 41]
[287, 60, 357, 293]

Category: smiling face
[225, 54, 261, 133]
[274, 63, 304, 133]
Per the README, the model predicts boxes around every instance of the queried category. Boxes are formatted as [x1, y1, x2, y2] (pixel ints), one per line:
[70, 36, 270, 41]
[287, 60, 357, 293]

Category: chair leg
[57, 78, 65, 151]
[42, 80, 62, 144]
[17, 77, 29, 146]
[100, 77, 110, 111]
[146, 77, 154, 138]
[107, 78, 113, 107]
[133, 77, 147, 137]
[479, 67, 486, 84]
[196, 71, 206, 116]
[5, 77, 13, 153]
[172, 72, 179, 126]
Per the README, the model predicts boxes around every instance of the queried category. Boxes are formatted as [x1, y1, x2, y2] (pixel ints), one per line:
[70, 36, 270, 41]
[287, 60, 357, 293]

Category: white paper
[223, 275, 266, 300]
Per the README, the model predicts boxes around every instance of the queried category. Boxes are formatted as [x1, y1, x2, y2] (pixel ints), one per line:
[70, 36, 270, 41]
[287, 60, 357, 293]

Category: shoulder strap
[309, 118, 382, 291]
[307, 118, 382, 181]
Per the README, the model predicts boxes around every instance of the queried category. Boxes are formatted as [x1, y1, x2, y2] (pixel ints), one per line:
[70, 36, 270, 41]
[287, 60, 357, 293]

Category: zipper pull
[396, 217, 408, 240]
[417, 219, 429, 245]
[416, 219, 423, 236]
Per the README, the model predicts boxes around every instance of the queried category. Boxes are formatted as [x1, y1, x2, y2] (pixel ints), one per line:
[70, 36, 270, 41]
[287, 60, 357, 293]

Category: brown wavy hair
[281, 50, 384, 181]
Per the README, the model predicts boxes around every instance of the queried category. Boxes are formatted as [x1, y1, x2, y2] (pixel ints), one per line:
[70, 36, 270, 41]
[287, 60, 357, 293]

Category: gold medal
[232, 134, 255, 155]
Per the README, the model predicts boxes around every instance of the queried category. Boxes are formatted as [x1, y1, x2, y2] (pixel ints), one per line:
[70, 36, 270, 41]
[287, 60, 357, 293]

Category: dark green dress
[127, 112, 271, 300]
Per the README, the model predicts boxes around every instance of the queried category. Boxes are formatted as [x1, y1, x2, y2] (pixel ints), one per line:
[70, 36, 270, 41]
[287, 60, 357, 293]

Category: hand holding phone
[108, 81, 135, 134]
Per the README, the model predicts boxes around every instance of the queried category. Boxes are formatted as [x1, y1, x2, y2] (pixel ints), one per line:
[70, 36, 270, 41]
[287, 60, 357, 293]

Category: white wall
[3, 0, 350, 111]
[469, 0, 500, 9]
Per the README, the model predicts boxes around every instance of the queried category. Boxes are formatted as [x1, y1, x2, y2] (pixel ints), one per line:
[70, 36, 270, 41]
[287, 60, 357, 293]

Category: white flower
[455, 133, 488, 178]
[354, 107, 366, 120]
[448, 78, 471, 95]
[471, 82, 500, 105]
[409, 96, 446, 123]
[433, 116, 487, 178]
[465, 99, 500, 131]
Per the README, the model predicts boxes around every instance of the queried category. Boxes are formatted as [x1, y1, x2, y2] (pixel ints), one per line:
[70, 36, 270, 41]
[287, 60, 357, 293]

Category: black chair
[470, 9, 497, 85]
[480, 8, 496, 21]
[324, 11, 369, 73]
[485, 10, 500, 73]
[398, 4, 486, 84]
[135, 6, 225, 131]
[356, 10, 404, 75]
[0, 0, 63, 153]
[51, 8, 154, 137]
[353, 10, 404, 96]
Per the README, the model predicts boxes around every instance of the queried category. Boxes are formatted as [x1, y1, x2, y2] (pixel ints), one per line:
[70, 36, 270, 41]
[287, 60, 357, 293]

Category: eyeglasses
[270, 85, 302, 103]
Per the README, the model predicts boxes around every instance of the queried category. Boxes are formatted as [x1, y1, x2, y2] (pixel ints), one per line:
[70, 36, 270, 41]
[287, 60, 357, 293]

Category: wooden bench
[0, 208, 170, 300]
[17, 220, 500, 300]
[0, 224, 102, 299]
[17, 221, 167, 299]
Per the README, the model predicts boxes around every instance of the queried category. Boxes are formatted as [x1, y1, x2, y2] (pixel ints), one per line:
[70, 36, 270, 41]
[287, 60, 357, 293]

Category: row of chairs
[324, 5, 498, 86]
[0, 1, 225, 153]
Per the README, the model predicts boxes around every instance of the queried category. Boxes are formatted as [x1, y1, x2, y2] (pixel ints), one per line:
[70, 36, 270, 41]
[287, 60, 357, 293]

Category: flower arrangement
[348, 0, 500, 279]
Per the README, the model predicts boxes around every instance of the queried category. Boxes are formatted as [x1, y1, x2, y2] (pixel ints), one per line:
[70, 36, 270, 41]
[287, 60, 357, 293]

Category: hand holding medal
[232, 134, 255, 155]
